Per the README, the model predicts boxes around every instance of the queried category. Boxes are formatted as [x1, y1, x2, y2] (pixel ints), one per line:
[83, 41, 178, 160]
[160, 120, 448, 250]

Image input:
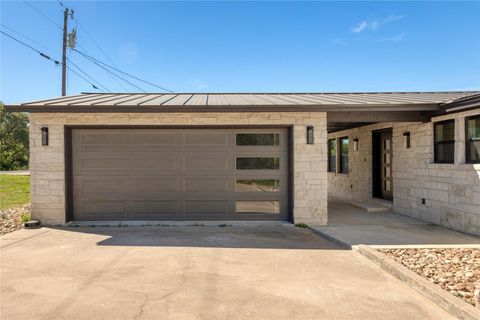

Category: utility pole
[62, 8, 68, 96]
[61, 8, 76, 96]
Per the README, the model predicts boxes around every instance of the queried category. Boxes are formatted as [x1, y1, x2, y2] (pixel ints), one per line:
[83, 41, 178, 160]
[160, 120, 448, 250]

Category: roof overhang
[4, 103, 440, 113]
[5, 92, 479, 133]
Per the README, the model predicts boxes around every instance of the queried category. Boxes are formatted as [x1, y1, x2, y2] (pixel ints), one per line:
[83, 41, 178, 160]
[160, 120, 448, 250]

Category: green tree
[0, 103, 29, 170]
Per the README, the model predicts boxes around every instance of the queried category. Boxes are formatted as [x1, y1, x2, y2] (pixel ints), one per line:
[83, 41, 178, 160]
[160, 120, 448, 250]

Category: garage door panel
[80, 132, 129, 146]
[78, 157, 130, 172]
[131, 132, 178, 146]
[72, 128, 290, 221]
[132, 157, 180, 171]
[184, 155, 229, 171]
[82, 201, 126, 215]
[185, 201, 229, 214]
[133, 200, 179, 215]
[132, 178, 180, 193]
[184, 178, 229, 192]
[82, 179, 128, 193]
[184, 132, 229, 146]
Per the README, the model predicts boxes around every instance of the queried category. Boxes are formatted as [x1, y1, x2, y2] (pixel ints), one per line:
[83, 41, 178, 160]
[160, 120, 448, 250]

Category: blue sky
[1, 1, 479, 103]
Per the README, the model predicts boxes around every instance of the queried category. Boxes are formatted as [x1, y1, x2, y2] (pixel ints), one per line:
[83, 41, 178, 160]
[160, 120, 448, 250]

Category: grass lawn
[0, 175, 30, 210]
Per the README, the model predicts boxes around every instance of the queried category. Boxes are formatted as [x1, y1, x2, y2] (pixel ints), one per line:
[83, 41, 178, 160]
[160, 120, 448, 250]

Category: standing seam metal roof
[9, 91, 480, 108]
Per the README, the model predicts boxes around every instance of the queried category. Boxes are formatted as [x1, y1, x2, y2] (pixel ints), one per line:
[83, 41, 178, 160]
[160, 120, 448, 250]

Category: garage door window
[236, 157, 280, 170]
[235, 179, 280, 192]
[236, 133, 280, 146]
[236, 201, 280, 214]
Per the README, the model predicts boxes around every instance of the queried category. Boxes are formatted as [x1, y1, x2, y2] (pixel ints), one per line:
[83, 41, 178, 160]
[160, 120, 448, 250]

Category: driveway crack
[132, 249, 191, 320]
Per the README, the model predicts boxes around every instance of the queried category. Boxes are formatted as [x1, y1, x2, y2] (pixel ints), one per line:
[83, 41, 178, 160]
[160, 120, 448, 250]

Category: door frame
[64, 125, 294, 223]
[372, 128, 393, 200]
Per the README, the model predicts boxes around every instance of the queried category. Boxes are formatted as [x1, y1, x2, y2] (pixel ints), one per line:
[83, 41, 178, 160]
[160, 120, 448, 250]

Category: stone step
[350, 199, 393, 213]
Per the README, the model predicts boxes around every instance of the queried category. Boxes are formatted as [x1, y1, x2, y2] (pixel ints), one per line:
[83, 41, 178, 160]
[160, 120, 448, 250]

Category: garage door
[71, 128, 290, 221]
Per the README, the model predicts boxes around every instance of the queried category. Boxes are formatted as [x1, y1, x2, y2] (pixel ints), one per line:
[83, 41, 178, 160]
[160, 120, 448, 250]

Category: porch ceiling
[326, 110, 429, 133]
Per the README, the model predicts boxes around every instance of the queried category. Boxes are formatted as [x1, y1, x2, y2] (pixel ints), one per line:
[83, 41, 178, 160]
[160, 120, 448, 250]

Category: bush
[20, 211, 31, 224]
[0, 103, 29, 170]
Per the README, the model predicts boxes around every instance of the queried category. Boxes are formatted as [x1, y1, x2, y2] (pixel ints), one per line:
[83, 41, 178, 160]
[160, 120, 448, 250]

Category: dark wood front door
[373, 129, 393, 200]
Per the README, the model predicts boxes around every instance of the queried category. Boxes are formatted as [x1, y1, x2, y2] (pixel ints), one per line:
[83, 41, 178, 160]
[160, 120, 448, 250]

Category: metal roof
[5, 91, 480, 113]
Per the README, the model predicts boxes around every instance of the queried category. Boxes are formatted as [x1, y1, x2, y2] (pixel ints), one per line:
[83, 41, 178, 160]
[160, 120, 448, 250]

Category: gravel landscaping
[381, 248, 480, 308]
[0, 204, 30, 235]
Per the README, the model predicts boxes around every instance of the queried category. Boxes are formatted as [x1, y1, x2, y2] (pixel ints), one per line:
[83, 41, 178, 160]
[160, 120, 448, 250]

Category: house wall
[328, 108, 480, 236]
[29, 112, 328, 225]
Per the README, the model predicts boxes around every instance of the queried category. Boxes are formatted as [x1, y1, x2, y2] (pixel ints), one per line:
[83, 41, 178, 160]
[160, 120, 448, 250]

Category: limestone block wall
[328, 109, 480, 236]
[29, 112, 328, 225]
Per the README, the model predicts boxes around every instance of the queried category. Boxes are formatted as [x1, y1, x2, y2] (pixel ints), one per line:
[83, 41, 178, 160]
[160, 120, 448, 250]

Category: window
[236, 201, 280, 214]
[466, 115, 480, 163]
[434, 120, 455, 163]
[339, 137, 349, 174]
[236, 157, 280, 170]
[328, 139, 336, 173]
[235, 179, 280, 192]
[236, 133, 280, 146]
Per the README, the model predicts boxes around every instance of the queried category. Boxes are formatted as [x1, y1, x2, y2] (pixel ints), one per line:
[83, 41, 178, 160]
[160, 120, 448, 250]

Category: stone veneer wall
[328, 109, 480, 236]
[29, 112, 327, 225]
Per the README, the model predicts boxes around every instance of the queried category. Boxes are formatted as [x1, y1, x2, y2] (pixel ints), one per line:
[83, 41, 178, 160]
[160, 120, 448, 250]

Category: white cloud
[352, 21, 368, 33]
[383, 14, 404, 24]
[375, 32, 406, 43]
[351, 14, 404, 33]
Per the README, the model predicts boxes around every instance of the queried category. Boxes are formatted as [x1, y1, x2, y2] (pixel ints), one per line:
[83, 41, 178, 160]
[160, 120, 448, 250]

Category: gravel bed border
[354, 245, 480, 320]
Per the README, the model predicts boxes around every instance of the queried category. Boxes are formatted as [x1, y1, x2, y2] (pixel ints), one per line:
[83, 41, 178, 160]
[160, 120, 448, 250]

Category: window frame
[235, 179, 280, 192]
[434, 119, 455, 164]
[328, 138, 337, 173]
[465, 115, 480, 164]
[235, 133, 280, 146]
[339, 136, 349, 174]
[235, 157, 280, 170]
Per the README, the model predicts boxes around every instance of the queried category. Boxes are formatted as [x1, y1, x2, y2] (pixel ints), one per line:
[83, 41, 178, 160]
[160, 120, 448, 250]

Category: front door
[380, 130, 393, 200]
[372, 129, 393, 200]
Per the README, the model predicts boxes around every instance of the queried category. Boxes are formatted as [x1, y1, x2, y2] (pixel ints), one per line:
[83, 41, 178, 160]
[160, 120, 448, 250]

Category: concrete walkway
[312, 200, 480, 248]
[1, 225, 454, 320]
[0, 170, 30, 175]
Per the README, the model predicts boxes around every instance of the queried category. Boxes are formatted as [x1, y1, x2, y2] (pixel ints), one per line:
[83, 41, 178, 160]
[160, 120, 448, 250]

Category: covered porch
[313, 199, 480, 248]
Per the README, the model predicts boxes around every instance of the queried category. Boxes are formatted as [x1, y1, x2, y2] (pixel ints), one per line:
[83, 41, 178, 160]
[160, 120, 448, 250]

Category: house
[5, 92, 480, 236]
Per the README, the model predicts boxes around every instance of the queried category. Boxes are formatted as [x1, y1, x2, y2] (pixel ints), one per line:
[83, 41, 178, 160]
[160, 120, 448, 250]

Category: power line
[21, 1, 128, 92]
[74, 49, 174, 93]
[0, 30, 57, 61]
[55, 0, 129, 92]
[76, 43, 130, 92]
[72, 17, 116, 68]
[0, 23, 55, 54]
[67, 66, 102, 91]
[1, 24, 110, 92]
[1, 30, 106, 92]
[23, 1, 62, 31]
[67, 58, 111, 92]
[73, 49, 147, 92]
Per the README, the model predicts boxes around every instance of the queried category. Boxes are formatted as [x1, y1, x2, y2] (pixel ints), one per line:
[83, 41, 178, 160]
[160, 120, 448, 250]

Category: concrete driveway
[1, 225, 453, 320]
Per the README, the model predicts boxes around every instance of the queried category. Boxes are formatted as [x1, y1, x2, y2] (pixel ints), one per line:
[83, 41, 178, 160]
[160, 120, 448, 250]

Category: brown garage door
[71, 128, 290, 221]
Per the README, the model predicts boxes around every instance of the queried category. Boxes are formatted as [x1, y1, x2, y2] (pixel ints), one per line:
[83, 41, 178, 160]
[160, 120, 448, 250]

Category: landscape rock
[381, 248, 480, 308]
[0, 204, 30, 235]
